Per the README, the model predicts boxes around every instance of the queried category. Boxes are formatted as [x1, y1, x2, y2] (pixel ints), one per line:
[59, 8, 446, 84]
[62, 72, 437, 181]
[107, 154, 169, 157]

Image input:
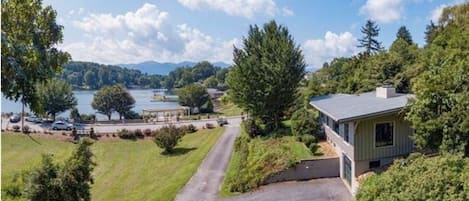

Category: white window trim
[373, 121, 396, 148]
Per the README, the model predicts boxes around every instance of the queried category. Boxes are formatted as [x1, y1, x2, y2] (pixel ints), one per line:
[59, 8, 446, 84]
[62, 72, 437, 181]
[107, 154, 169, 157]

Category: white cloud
[73, 3, 168, 37]
[68, 8, 85, 16]
[282, 7, 294, 16]
[360, 0, 404, 23]
[178, 0, 277, 18]
[62, 3, 238, 64]
[302, 31, 359, 68]
[428, 0, 465, 23]
[430, 4, 447, 22]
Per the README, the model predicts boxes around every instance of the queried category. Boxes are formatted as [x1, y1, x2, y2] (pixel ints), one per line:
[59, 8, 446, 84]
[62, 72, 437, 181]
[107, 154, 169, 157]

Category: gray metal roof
[310, 92, 413, 122]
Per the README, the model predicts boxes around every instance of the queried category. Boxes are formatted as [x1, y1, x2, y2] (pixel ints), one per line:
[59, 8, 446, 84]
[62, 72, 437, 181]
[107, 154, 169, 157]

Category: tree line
[59, 61, 229, 90]
[305, 3, 468, 157]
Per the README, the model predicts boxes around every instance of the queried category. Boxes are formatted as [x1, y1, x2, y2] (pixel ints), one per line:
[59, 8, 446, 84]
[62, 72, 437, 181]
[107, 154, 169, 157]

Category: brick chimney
[376, 85, 396, 98]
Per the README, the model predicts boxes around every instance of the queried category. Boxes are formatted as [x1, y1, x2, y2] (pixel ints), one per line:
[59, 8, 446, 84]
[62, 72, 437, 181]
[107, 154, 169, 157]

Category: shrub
[143, 128, 152, 136]
[12, 125, 20, 132]
[186, 124, 197, 133]
[357, 154, 469, 201]
[291, 108, 320, 137]
[205, 123, 215, 129]
[123, 110, 141, 119]
[299, 135, 317, 147]
[243, 118, 263, 137]
[118, 129, 136, 139]
[80, 114, 96, 121]
[180, 125, 197, 134]
[22, 125, 30, 133]
[308, 143, 319, 154]
[134, 129, 144, 138]
[153, 124, 184, 153]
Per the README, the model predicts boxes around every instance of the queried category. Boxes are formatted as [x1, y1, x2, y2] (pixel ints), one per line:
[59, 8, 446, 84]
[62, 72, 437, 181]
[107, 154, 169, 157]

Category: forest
[59, 61, 229, 90]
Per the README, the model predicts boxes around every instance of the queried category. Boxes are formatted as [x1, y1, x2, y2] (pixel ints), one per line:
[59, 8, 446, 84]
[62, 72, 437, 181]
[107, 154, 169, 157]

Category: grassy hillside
[2, 127, 224, 201]
[220, 128, 313, 197]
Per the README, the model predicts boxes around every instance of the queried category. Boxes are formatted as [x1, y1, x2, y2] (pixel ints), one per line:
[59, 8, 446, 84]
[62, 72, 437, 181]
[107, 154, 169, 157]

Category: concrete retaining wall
[264, 156, 339, 184]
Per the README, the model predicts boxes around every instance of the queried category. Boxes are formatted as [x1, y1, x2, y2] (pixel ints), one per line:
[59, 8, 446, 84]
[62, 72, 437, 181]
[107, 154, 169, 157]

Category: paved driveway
[224, 178, 352, 201]
[175, 124, 241, 201]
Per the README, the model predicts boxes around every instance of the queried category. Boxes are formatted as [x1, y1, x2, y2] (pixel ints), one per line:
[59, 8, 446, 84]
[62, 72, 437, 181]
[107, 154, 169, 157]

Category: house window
[344, 123, 349, 142]
[369, 160, 381, 168]
[333, 121, 339, 134]
[375, 122, 394, 147]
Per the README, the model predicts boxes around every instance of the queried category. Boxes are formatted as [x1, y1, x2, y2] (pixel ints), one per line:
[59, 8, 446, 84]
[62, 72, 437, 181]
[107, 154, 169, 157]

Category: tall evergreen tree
[424, 21, 437, 45]
[24, 155, 63, 201]
[358, 20, 382, 54]
[61, 139, 96, 201]
[227, 20, 305, 131]
[396, 26, 413, 44]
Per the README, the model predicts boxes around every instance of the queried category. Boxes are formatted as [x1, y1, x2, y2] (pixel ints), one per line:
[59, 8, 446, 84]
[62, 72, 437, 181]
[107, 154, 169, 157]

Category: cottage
[310, 86, 414, 193]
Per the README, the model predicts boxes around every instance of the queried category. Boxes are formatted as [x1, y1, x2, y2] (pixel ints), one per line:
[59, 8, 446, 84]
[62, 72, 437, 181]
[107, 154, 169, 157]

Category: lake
[1, 89, 179, 120]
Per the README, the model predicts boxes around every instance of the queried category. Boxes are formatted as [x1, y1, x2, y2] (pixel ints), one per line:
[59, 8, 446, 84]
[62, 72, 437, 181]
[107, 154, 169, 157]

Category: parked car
[217, 117, 228, 126]
[25, 115, 42, 123]
[51, 121, 73, 130]
[9, 115, 21, 123]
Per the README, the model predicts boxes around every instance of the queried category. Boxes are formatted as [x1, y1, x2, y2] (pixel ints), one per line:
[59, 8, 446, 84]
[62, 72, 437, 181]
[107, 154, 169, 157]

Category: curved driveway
[175, 121, 241, 201]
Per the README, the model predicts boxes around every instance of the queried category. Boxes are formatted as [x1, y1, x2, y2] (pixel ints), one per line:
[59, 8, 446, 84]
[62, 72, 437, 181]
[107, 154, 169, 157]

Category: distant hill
[118, 61, 231, 75]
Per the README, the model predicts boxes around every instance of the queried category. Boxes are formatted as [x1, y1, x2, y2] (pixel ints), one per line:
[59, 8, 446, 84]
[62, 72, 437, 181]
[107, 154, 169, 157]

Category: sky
[43, 0, 466, 68]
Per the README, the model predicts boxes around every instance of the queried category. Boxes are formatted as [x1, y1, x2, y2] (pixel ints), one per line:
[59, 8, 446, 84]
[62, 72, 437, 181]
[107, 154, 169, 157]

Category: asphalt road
[89, 117, 242, 133]
[1, 117, 242, 133]
[224, 178, 352, 201]
[175, 123, 241, 201]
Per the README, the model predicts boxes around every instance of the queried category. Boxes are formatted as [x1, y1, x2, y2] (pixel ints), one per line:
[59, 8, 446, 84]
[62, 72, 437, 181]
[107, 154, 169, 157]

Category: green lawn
[218, 102, 243, 116]
[2, 127, 224, 201]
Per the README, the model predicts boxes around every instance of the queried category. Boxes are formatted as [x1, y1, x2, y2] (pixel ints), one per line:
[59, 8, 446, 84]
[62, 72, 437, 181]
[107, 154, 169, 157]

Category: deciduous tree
[113, 85, 135, 120]
[405, 3, 469, 156]
[91, 86, 115, 120]
[36, 79, 77, 120]
[91, 85, 135, 120]
[176, 84, 210, 114]
[1, 0, 70, 129]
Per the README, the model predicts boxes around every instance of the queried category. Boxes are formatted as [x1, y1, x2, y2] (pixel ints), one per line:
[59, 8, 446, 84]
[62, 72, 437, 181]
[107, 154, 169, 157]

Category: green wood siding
[354, 114, 414, 161]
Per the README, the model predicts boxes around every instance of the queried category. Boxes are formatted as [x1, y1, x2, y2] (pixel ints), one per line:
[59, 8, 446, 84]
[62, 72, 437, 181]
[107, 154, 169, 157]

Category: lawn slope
[2, 127, 224, 201]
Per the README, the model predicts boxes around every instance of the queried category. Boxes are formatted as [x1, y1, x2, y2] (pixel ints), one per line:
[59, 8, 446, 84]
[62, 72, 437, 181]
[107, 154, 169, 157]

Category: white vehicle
[51, 121, 73, 130]
[25, 116, 42, 123]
